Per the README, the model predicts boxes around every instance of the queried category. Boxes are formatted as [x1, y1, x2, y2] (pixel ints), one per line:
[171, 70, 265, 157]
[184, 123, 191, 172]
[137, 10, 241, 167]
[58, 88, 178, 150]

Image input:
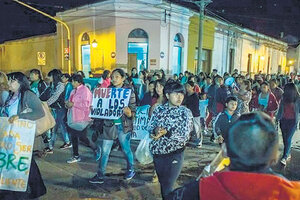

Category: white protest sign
[0, 117, 36, 192]
[90, 88, 132, 120]
[132, 105, 150, 140]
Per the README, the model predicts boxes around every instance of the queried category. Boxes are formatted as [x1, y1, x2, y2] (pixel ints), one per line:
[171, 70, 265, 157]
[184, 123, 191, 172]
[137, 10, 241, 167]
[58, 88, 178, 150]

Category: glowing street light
[92, 39, 98, 48]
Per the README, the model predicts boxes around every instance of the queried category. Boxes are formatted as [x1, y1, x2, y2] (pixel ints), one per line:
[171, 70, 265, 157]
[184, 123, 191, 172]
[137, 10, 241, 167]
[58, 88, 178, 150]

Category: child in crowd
[213, 96, 239, 144]
[199, 92, 209, 135]
[148, 80, 193, 199]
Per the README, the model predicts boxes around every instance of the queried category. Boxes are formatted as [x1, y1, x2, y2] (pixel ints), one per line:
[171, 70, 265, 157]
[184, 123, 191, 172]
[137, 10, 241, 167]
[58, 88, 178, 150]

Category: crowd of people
[0, 66, 300, 199]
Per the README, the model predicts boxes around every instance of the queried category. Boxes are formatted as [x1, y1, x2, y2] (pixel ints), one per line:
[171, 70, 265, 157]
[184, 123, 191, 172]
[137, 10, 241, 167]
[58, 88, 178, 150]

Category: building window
[128, 29, 148, 39]
[81, 33, 90, 42]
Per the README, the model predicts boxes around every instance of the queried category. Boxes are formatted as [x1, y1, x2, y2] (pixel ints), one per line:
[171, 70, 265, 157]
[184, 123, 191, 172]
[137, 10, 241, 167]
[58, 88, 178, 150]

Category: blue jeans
[154, 150, 184, 199]
[97, 125, 134, 176]
[49, 108, 70, 149]
[280, 119, 297, 159]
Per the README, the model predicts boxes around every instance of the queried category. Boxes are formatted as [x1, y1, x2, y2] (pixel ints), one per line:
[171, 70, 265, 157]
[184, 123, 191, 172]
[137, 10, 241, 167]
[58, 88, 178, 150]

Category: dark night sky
[0, 0, 300, 44]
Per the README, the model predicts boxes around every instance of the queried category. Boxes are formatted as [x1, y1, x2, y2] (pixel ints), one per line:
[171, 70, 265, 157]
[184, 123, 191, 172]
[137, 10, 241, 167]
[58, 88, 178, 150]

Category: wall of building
[57, 3, 117, 74]
[187, 16, 215, 74]
[165, 5, 190, 75]
[115, 17, 161, 72]
[287, 45, 300, 73]
[0, 34, 57, 75]
[212, 31, 229, 75]
[212, 22, 287, 76]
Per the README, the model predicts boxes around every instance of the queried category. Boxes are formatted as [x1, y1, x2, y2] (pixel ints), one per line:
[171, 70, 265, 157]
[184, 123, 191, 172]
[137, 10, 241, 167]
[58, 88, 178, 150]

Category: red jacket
[200, 171, 300, 200]
[251, 92, 278, 117]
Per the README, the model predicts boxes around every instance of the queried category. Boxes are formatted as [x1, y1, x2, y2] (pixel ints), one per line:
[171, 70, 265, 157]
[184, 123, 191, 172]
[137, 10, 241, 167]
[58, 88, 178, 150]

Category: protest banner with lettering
[90, 88, 132, 120]
[132, 105, 150, 140]
[0, 117, 36, 192]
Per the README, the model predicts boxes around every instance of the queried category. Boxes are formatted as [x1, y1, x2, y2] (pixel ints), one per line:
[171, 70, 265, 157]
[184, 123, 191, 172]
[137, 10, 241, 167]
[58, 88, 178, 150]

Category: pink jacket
[69, 84, 92, 122]
[101, 78, 111, 88]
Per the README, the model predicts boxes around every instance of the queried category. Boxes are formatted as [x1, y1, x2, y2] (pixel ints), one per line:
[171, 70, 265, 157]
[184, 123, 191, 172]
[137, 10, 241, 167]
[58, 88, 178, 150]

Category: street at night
[0, 0, 300, 200]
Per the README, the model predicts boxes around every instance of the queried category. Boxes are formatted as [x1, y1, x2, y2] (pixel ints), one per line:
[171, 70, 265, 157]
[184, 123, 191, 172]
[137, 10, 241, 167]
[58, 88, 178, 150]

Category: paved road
[36, 130, 300, 200]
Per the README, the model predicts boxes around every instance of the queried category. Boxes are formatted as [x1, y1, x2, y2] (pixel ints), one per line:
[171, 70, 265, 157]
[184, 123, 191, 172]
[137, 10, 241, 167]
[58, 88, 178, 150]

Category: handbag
[36, 102, 56, 136]
[22, 101, 56, 136]
[67, 109, 91, 131]
[102, 120, 118, 140]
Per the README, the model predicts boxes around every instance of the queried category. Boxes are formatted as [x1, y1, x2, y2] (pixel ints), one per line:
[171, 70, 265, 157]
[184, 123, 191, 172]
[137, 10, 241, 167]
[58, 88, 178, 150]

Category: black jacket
[213, 111, 239, 139]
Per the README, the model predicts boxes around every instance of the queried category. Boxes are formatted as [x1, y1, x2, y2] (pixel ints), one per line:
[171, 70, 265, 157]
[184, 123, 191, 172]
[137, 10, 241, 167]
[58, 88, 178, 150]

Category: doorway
[247, 54, 252, 73]
[172, 33, 184, 75]
[128, 42, 148, 72]
[128, 29, 148, 72]
[229, 49, 235, 74]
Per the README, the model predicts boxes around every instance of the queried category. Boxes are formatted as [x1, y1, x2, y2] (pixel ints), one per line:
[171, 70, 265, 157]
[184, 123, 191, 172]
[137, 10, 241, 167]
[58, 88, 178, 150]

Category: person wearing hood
[166, 112, 300, 200]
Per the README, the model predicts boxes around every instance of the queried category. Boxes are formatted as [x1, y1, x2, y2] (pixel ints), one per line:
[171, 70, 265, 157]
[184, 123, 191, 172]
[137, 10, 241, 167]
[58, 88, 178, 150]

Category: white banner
[90, 88, 131, 120]
[0, 117, 36, 192]
[132, 105, 150, 140]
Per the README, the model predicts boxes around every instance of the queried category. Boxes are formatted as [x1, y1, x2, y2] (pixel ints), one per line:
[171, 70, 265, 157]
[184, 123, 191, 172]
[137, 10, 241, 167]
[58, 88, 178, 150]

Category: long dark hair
[283, 83, 299, 104]
[48, 69, 62, 89]
[153, 79, 166, 99]
[7, 72, 32, 108]
[30, 68, 43, 80]
[102, 70, 110, 80]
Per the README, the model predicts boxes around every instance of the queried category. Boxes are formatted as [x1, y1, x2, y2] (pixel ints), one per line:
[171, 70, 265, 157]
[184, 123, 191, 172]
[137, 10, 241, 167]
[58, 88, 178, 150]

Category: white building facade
[56, 0, 192, 75]
[211, 19, 287, 76]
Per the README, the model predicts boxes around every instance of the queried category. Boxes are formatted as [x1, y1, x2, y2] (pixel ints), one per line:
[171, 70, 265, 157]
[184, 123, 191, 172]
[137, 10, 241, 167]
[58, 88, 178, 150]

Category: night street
[0, 1, 300, 200]
[34, 129, 300, 200]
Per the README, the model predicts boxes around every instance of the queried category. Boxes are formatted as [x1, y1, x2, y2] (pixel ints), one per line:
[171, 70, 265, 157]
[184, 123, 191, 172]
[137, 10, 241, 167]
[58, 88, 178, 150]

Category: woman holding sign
[0, 72, 46, 199]
[89, 68, 136, 184]
[148, 80, 193, 199]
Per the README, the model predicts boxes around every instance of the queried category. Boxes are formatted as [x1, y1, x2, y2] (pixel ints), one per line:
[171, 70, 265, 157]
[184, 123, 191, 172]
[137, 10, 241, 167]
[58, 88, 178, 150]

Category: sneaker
[67, 156, 81, 164]
[152, 172, 158, 183]
[280, 158, 287, 166]
[89, 174, 104, 184]
[60, 143, 72, 149]
[124, 169, 135, 180]
[196, 142, 202, 149]
[44, 147, 53, 154]
[95, 147, 102, 162]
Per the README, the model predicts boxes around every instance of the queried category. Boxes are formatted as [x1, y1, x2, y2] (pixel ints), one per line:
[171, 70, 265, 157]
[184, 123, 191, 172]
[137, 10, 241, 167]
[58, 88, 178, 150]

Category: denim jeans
[154, 150, 184, 199]
[280, 119, 297, 159]
[97, 124, 134, 176]
[49, 107, 70, 149]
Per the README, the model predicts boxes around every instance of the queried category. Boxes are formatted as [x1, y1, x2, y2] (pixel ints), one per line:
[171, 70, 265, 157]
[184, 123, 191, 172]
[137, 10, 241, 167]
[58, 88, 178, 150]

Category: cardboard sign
[0, 117, 36, 192]
[90, 88, 131, 119]
[132, 105, 150, 140]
